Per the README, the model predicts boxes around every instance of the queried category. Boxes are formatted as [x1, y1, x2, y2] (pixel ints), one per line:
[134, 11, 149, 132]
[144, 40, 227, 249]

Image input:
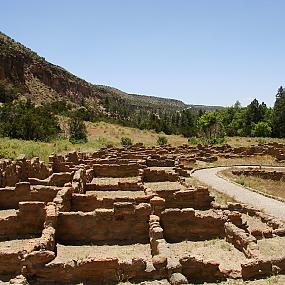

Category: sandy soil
[257, 236, 285, 258]
[144, 182, 186, 191]
[204, 274, 285, 284]
[147, 167, 176, 172]
[91, 177, 141, 186]
[241, 214, 272, 234]
[0, 237, 40, 253]
[118, 281, 170, 285]
[90, 190, 147, 198]
[51, 243, 152, 263]
[0, 209, 17, 219]
[168, 239, 248, 272]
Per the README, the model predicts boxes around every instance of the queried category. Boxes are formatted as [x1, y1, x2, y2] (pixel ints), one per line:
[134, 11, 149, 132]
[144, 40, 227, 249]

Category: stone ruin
[0, 143, 285, 284]
[231, 168, 285, 182]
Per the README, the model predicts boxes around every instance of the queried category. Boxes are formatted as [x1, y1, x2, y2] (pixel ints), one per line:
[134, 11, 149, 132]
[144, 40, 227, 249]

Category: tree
[272, 86, 285, 137]
[244, 99, 267, 136]
[121, 137, 133, 146]
[0, 99, 60, 141]
[68, 116, 88, 143]
[0, 80, 18, 103]
[197, 112, 224, 139]
[251, 122, 272, 137]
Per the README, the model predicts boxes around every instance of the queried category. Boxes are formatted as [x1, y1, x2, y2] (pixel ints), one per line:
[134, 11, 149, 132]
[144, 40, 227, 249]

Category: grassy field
[1, 121, 285, 163]
[220, 168, 285, 201]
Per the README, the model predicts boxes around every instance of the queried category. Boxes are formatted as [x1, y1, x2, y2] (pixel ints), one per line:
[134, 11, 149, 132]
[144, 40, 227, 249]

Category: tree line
[102, 86, 285, 141]
[0, 81, 285, 143]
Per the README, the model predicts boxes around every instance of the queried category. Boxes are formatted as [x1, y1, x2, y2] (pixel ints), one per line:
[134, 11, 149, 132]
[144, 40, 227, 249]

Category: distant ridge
[0, 31, 222, 115]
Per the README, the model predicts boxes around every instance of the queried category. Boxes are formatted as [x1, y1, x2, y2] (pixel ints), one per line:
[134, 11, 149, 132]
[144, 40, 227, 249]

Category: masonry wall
[0, 201, 45, 240]
[93, 164, 141, 177]
[0, 182, 59, 209]
[57, 202, 151, 244]
[71, 194, 151, 212]
[161, 209, 227, 242]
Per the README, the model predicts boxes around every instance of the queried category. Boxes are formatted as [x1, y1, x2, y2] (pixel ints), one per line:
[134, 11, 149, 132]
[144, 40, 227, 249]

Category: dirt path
[192, 166, 285, 221]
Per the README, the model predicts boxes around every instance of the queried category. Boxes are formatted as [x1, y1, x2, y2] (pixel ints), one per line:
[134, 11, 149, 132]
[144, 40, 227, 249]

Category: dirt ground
[220, 168, 285, 200]
[0, 209, 17, 219]
[144, 182, 186, 191]
[168, 238, 248, 272]
[91, 177, 141, 186]
[92, 190, 147, 198]
[257, 236, 285, 259]
[118, 281, 170, 285]
[241, 214, 272, 234]
[203, 274, 285, 284]
[51, 243, 153, 264]
[0, 237, 40, 253]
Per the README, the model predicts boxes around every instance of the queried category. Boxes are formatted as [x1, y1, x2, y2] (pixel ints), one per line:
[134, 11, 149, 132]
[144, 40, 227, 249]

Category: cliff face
[0, 50, 26, 83]
[0, 32, 220, 115]
[0, 32, 98, 107]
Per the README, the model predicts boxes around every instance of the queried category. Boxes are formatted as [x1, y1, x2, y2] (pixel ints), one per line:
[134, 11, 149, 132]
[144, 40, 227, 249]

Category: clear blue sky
[1, 0, 284, 106]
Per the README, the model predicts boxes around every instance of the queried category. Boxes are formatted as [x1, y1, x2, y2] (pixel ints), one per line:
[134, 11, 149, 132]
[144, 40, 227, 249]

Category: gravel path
[192, 166, 285, 221]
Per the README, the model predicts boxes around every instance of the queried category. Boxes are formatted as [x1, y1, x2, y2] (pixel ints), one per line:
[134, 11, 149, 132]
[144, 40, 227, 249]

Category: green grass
[0, 137, 114, 163]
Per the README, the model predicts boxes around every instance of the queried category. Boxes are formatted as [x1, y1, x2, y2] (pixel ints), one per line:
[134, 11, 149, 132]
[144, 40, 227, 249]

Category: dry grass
[86, 121, 187, 146]
[168, 238, 247, 272]
[220, 169, 285, 200]
[144, 182, 186, 191]
[226, 136, 285, 147]
[214, 155, 285, 167]
[52, 243, 152, 264]
[242, 214, 272, 233]
[1, 118, 285, 164]
[258, 236, 285, 259]
[118, 280, 170, 285]
[0, 237, 41, 252]
[92, 190, 146, 199]
[0, 209, 17, 219]
[91, 177, 141, 186]
[204, 275, 285, 284]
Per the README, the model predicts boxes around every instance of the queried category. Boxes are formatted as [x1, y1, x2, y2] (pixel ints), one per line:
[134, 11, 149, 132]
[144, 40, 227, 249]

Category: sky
[1, 0, 285, 107]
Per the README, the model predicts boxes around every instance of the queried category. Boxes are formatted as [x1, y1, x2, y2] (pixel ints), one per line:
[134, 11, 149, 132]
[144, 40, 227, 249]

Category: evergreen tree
[272, 86, 285, 137]
[69, 116, 88, 143]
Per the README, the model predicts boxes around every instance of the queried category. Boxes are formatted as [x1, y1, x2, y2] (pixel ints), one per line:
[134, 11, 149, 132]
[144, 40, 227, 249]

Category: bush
[69, 117, 88, 144]
[157, 136, 168, 145]
[188, 136, 226, 145]
[0, 99, 60, 141]
[0, 80, 18, 103]
[121, 137, 133, 146]
[188, 136, 200, 145]
[251, 122, 272, 137]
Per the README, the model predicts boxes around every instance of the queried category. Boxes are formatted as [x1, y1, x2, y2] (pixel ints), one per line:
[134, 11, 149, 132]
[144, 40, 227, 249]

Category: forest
[0, 80, 285, 143]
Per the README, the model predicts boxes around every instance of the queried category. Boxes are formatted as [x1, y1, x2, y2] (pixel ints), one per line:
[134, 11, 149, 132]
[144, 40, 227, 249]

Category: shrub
[69, 117, 88, 144]
[251, 122, 272, 137]
[0, 80, 18, 103]
[121, 137, 133, 146]
[0, 99, 60, 141]
[188, 137, 200, 145]
[157, 136, 168, 145]
[188, 136, 226, 145]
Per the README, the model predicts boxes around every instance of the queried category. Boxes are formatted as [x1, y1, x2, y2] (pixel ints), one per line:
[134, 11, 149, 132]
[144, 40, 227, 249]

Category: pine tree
[272, 86, 285, 137]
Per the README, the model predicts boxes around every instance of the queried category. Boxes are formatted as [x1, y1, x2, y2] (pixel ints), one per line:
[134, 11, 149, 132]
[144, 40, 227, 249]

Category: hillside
[0, 31, 221, 115]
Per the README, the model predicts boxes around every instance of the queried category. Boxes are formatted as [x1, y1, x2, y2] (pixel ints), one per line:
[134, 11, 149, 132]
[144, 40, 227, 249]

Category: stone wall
[232, 168, 285, 181]
[57, 202, 151, 244]
[161, 209, 227, 242]
[0, 182, 59, 209]
[0, 201, 45, 240]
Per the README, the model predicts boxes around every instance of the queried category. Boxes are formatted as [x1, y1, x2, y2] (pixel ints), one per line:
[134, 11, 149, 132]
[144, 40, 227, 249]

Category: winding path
[192, 166, 285, 221]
